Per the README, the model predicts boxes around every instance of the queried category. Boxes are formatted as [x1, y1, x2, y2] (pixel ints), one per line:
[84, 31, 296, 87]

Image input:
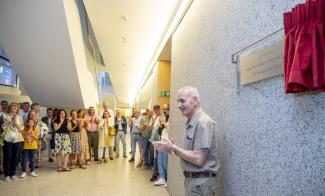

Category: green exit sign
[160, 91, 170, 97]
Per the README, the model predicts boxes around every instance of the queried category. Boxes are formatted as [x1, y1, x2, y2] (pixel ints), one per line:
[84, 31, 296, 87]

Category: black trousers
[3, 141, 22, 177]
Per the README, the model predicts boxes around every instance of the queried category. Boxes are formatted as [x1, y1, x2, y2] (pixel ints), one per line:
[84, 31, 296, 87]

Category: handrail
[231, 27, 284, 64]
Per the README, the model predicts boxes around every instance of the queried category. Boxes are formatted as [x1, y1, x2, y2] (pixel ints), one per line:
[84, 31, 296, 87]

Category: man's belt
[183, 171, 216, 178]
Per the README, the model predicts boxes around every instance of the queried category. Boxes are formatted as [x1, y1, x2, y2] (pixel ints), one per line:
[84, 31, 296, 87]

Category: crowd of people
[0, 100, 170, 187]
[129, 104, 170, 187]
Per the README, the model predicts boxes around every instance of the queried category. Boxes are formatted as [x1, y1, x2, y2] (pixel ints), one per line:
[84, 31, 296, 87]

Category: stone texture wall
[168, 0, 325, 195]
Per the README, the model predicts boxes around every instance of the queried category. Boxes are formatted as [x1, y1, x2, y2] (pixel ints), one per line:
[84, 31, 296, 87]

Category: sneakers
[20, 172, 37, 178]
[150, 174, 158, 182]
[4, 176, 11, 182]
[154, 178, 166, 186]
[10, 176, 18, 181]
[163, 183, 167, 188]
[20, 172, 27, 178]
[30, 171, 37, 177]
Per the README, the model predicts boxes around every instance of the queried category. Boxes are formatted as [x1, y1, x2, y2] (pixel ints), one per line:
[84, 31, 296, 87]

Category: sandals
[62, 168, 71, 172]
[78, 163, 87, 169]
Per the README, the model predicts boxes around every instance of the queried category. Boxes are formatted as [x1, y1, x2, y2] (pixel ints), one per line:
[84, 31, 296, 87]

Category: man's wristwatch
[171, 144, 177, 155]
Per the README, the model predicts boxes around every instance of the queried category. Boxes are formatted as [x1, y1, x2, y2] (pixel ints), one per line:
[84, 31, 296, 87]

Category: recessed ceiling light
[121, 36, 128, 43]
[120, 15, 128, 21]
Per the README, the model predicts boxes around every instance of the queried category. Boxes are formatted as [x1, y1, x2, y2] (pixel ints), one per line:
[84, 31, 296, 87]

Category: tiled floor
[0, 151, 169, 196]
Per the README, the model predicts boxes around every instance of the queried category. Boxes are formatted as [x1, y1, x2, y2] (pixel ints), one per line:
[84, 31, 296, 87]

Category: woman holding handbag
[98, 110, 115, 163]
[1, 102, 24, 182]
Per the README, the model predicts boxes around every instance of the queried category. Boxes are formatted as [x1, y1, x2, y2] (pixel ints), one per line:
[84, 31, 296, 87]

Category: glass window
[0, 58, 17, 87]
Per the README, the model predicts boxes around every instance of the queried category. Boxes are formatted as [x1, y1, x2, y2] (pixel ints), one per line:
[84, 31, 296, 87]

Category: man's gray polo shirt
[180, 109, 220, 174]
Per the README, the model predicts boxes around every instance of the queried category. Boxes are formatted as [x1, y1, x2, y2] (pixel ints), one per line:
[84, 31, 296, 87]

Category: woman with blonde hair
[98, 110, 115, 163]
[1, 102, 24, 182]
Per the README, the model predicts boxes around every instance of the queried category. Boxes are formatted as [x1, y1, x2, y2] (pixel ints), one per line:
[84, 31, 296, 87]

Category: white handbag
[3, 128, 18, 142]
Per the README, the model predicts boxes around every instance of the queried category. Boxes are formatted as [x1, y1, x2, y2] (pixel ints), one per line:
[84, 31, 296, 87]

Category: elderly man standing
[99, 102, 114, 119]
[114, 109, 127, 158]
[153, 86, 219, 196]
[128, 110, 142, 163]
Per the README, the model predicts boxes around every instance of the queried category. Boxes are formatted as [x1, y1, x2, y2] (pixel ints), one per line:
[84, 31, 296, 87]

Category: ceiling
[0, 0, 99, 108]
[83, 0, 180, 104]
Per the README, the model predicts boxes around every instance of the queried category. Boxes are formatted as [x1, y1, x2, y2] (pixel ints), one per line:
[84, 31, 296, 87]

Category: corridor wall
[157, 60, 171, 107]
[168, 0, 325, 195]
[135, 66, 158, 109]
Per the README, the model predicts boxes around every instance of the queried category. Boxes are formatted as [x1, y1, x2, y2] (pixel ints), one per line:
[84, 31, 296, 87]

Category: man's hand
[95, 117, 100, 124]
[152, 137, 175, 153]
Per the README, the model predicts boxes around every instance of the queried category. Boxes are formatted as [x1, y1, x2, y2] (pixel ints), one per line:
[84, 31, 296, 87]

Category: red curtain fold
[283, 0, 325, 93]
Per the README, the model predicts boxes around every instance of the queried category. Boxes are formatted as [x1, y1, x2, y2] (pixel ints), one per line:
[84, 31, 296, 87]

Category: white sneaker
[163, 183, 167, 188]
[154, 178, 166, 186]
[4, 176, 11, 182]
[10, 176, 18, 181]
[30, 171, 37, 177]
[20, 172, 27, 178]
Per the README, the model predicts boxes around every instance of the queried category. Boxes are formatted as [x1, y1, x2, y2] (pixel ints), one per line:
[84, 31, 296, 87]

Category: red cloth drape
[284, 0, 325, 93]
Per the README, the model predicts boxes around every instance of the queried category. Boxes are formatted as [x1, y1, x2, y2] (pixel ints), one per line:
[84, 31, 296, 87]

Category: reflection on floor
[0, 152, 169, 196]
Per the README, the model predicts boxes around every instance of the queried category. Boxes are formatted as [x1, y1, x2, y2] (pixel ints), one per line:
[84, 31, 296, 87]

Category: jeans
[153, 150, 159, 176]
[0, 144, 3, 171]
[22, 149, 36, 172]
[131, 133, 142, 159]
[157, 151, 168, 178]
[3, 141, 22, 177]
[142, 137, 154, 166]
[115, 131, 126, 156]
